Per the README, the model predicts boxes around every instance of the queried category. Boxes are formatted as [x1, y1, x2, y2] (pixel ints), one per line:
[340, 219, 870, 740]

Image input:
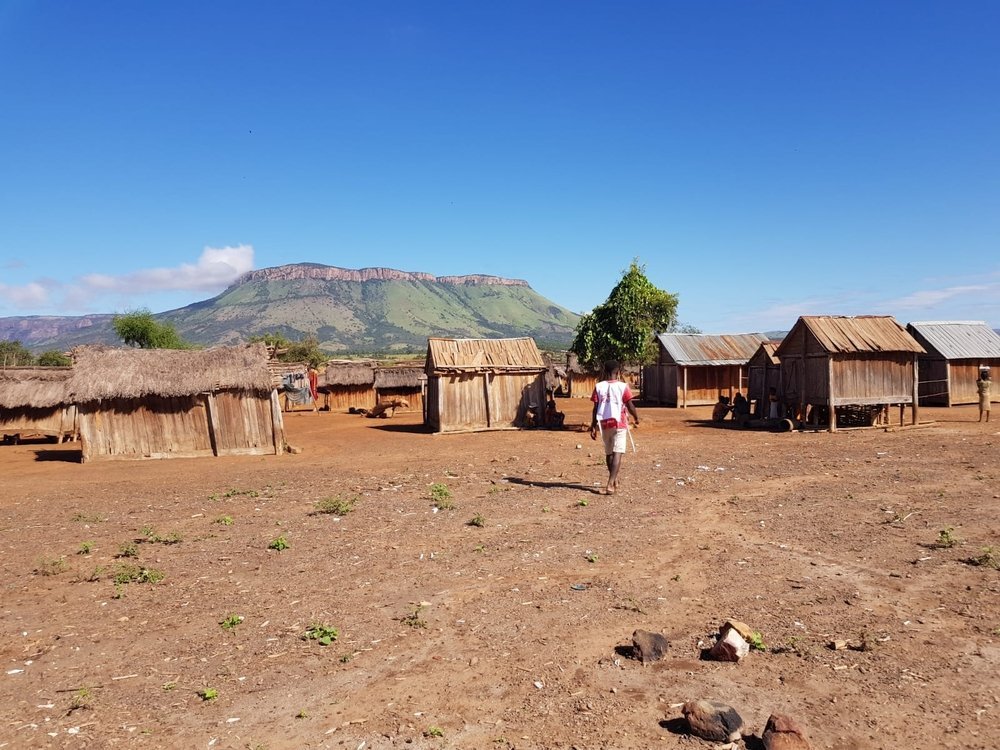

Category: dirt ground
[1, 398, 998, 750]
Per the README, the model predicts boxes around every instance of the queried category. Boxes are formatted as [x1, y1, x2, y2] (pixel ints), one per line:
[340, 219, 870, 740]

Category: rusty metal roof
[778, 316, 924, 355]
[749, 341, 780, 366]
[426, 337, 546, 370]
[906, 321, 1000, 360]
[654, 332, 768, 366]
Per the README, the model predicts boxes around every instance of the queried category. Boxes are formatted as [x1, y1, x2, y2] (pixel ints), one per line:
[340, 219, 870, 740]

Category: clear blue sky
[1, 1, 998, 332]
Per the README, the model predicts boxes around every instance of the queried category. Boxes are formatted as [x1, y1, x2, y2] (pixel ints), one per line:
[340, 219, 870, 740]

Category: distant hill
[0, 264, 581, 353]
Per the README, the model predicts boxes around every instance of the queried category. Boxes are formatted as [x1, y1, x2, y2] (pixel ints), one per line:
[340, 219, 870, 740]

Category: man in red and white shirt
[590, 360, 639, 495]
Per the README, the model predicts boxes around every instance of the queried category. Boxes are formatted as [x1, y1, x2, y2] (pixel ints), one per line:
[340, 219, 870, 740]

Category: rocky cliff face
[231, 264, 528, 288]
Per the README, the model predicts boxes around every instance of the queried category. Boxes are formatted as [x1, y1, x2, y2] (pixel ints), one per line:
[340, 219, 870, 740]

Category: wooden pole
[682, 367, 688, 409]
[205, 393, 221, 456]
[270, 390, 285, 455]
[911, 355, 919, 425]
[483, 372, 492, 428]
[827, 356, 837, 432]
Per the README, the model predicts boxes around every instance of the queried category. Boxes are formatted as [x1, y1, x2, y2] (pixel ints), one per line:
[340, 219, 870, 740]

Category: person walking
[590, 360, 639, 495]
[977, 368, 991, 423]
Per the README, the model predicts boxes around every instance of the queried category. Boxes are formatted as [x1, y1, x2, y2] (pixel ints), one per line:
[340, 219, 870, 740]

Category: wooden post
[827, 356, 837, 432]
[682, 367, 688, 409]
[482, 372, 492, 428]
[205, 393, 221, 456]
[270, 390, 286, 455]
[899, 403, 905, 426]
[911, 355, 919, 425]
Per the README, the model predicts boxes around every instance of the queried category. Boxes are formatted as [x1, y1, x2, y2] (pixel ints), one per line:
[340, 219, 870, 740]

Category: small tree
[112, 309, 189, 349]
[36, 350, 72, 366]
[570, 260, 678, 367]
[251, 333, 326, 367]
[0, 340, 35, 367]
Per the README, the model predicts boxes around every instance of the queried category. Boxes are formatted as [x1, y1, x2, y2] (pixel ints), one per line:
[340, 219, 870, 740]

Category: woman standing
[977, 368, 991, 423]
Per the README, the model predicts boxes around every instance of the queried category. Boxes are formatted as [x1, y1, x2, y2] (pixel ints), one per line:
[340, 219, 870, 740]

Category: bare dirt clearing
[1, 400, 998, 749]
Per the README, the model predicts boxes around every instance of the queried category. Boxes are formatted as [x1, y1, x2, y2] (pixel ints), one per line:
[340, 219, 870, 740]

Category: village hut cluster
[0, 343, 286, 461]
[641, 316, 999, 431]
[1, 318, 997, 457]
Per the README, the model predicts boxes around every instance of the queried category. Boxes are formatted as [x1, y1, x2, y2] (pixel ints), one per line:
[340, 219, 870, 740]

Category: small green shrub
[748, 631, 767, 652]
[302, 623, 339, 646]
[116, 542, 139, 558]
[970, 546, 1000, 569]
[936, 527, 959, 548]
[424, 726, 444, 738]
[35, 556, 69, 576]
[197, 687, 218, 701]
[268, 535, 289, 551]
[314, 496, 357, 515]
[214, 515, 234, 526]
[220, 614, 245, 631]
[77, 542, 93, 555]
[467, 514, 486, 528]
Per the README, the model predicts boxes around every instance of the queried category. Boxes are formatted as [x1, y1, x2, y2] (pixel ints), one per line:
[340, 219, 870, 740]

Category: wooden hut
[374, 364, 426, 412]
[642, 333, 767, 407]
[0, 367, 78, 442]
[747, 341, 782, 416]
[425, 337, 547, 433]
[566, 353, 600, 399]
[321, 360, 377, 412]
[906, 321, 1000, 406]
[775, 315, 924, 431]
[69, 344, 285, 462]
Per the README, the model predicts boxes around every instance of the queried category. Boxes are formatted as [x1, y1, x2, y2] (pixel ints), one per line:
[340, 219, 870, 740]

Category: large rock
[762, 713, 813, 750]
[681, 700, 744, 742]
[707, 626, 750, 662]
[631, 630, 669, 663]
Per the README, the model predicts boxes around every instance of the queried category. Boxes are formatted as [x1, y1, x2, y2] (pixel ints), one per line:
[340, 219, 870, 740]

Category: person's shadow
[504, 476, 603, 494]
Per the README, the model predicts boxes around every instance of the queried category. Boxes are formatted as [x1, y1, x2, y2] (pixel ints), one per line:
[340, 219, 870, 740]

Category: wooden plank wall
[568, 373, 598, 399]
[322, 386, 377, 412]
[678, 365, 745, 406]
[78, 396, 214, 462]
[830, 354, 913, 405]
[435, 373, 489, 432]
[212, 391, 278, 456]
[0, 405, 77, 440]
[950, 359, 1000, 405]
[487, 372, 545, 429]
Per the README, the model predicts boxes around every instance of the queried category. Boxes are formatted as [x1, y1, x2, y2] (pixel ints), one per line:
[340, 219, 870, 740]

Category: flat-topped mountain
[1, 263, 581, 353]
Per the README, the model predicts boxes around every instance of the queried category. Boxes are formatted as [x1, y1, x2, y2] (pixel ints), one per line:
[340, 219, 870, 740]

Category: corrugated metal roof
[426, 337, 546, 370]
[906, 321, 1000, 360]
[778, 316, 924, 355]
[655, 332, 768, 366]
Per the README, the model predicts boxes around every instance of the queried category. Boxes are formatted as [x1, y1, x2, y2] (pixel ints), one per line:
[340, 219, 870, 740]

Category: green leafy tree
[36, 350, 72, 366]
[112, 309, 190, 349]
[251, 332, 326, 367]
[0, 340, 35, 366]
[570, 260, 678, 367]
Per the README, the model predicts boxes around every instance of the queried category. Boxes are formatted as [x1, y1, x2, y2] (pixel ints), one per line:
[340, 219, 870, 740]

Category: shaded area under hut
[0, 366, 78, 443]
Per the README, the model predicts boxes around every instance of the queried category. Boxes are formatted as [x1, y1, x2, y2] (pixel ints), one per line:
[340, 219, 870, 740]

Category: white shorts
[602, 427, 627, 454]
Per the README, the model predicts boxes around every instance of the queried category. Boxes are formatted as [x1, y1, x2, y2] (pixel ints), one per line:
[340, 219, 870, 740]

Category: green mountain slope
[161, 269, 580, 352]
[1, 265, 581, 353]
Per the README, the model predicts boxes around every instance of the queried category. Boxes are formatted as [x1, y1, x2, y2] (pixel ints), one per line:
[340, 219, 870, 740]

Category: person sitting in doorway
[712, 395, 732, 422]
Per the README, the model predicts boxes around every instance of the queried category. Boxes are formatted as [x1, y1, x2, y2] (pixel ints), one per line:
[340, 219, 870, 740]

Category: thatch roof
[69, 344, 274, 401]
[374, 365, 425, 389]
[323, 360, 376, 387]
[777, 316, 924, 356]
[426, 337, 546, 372]
[0, 367, 73, 409]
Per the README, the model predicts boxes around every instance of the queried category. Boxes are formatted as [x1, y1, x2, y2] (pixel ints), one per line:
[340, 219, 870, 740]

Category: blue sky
[1, 1, 998, 332]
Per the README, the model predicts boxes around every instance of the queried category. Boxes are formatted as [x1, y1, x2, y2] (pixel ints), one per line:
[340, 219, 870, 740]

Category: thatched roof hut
[0, 367, 77, 441]
[319, 360, 377, 411]
[425, 337, 547, 433]
[775, 315, 924, 430]
[69, 343, 284, 461]
[374, 364, 426, 411]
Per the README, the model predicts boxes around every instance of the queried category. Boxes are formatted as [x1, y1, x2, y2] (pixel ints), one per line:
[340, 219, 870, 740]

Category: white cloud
[80, 245, 255, 293]
[0, 245, 255, 314]
[882, 284, 992, 311]
[0, 281, 50, 308]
